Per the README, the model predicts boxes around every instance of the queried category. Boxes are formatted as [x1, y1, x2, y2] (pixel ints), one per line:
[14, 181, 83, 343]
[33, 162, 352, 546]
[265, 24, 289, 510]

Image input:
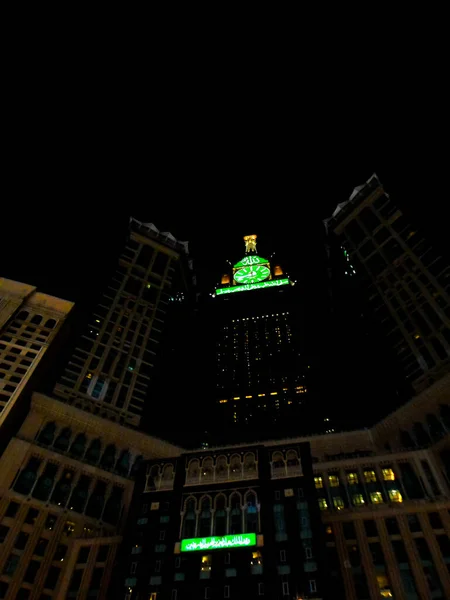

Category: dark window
[14, 456, 41, 495]
[436, 534, 450, 558]
[3, 553, 20, 575]
[16, 589, 30, 600]
[369, 542, 385, 566]
[152, 252, 169, 276]
[97, 545, 109, 562]
[359, 207, 380, 232]
[34, 538, 49, 557]
[68, 568, 83, 592]
[407, 514, 421, 533]
[414, 537, 432, 561]
[14, 531, 29, 550]
[44, 566, 61, 590]
[364, 520, 378, 537]
[5, 501, 19, 517]
[0, 525, 10, 543]
[77, 546, 90, 563]
[343, 521, 356, 539]
[24, 559, 40, 583]
[0, 582, 8, 598]
[428, 512, 443, 529]
[45, 514, 57, 530]
[385, 517, 399, 535]
[54, 544, 68, 561]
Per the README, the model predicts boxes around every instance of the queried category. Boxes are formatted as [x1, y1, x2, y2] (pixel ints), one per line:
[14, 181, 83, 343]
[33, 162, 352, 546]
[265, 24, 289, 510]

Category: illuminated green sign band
[181, 534, 256, 552]
[216, 278, 290, 295]
[234, 255, 269, 268]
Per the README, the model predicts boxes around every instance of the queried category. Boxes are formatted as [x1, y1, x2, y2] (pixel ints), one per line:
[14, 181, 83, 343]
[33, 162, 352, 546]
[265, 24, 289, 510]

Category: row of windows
[314, 468, 396, 489]
[35, 421, 142, 477]
[12, 456, 124, 525]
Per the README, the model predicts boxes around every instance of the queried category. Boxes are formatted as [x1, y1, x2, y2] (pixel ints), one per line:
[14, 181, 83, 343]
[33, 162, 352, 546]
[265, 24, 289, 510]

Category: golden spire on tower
[243, 234, 257, 254]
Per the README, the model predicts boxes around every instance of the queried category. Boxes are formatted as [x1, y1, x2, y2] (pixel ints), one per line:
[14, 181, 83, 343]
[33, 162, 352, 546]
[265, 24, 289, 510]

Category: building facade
[117, 441, 328, 600]
[210, 235, 317, 439]
[119, 373, 450, 600]
[54, 218, 190, 429]
[0, 278, 73, 436]
[0, 220, 191, 599]
[325, 174, 450, 394]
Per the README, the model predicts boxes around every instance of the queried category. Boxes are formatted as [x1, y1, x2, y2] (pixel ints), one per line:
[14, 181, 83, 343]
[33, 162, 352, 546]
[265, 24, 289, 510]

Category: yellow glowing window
[245, 395, 252, 398]
[388, 489, 403, 503]
[86, 373, 93, 379]
[364, 470, 377, 483]
[370, 492, 384, 504]
[219, 400, 228, 404]
[201, 555, 212, 570]
[353, 494, 365, 506]
[287, 400, 293, 405]
[347, 472, 358, 485]
[329, 475, 339, 487]
[258, 393, 265, 397]
[233, 397, 240, 400]
[333, 497, 344, 510]
[251, 550, 262, 565]
[270, 392, 277, 396]
[380, 590, 393, 598]
[326, 525, 333, 535]
[314, 477, 323, 489]
[318, 498, 328, 511]
[382, 468, 395, 481]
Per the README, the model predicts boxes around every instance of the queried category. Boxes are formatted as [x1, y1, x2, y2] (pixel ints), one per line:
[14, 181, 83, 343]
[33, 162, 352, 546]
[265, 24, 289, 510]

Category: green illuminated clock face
[234, 265, 270, 284]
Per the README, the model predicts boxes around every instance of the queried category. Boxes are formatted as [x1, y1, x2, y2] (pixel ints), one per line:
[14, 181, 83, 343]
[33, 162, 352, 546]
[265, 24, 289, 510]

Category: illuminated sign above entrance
[233, 255, 269, 268]
[181, 534, 257, 552]
[216, 278, 290, 295]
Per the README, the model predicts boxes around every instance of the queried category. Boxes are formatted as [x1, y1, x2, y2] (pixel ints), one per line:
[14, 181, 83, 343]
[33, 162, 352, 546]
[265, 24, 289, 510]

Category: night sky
[2, 116, 447, 439]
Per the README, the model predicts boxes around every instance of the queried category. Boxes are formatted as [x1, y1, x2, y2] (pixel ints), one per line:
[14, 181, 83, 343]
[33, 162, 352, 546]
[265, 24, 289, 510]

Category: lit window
[382, 468, 395, 481]
[314, 477, 323, 489]
[388, 489, 403, 503]
[251, 551, 262, 565]
[364, 470, 377, 483]
[347, 472, 358, 485]
[370, 492, 384, 504]
[329, 475, 339, 487]
[219, 400, 228, 404]
[353, 494, 365, 506]
[201, 555, 212, 571]
[333, 497, 345, 510]
[318, 498, 328, 511]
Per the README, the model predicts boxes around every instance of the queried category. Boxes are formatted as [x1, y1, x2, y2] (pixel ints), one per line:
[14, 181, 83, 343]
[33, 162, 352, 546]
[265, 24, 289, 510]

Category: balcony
[185, 465, 258, 486]
[271, 464, 302, 480]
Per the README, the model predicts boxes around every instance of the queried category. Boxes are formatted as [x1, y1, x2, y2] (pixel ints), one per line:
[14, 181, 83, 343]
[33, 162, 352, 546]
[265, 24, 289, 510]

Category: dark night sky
[1, 82, 447, 437]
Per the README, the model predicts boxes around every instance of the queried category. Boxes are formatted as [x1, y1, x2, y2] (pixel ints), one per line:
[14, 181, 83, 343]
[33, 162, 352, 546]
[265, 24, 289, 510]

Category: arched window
[230, 454, 242, 479]
[272, 452, 285, 468]
[286, 450, 299, 466]
[400, 430, 415, 449]
[182, 498, 197, 538]
[162, 464, 174, 485]
[32, 463, 58, 501]
[103, 486, 123, 525]
[86, 481, 107, 519]
[17, 311, 29, 321]
[68, 475, 91, 513]
[54, 427, 72, 452]
[201, 457, 214, 482]
[214, 495, 227, 536]
[243, 453, 257, 478]
[85, 439, 102, 464]
[413, 422, 431, 446]
[100, 444, 116, 470]
[45, 318, 57, 329]
[69, 434, 87, 458]
[426, 413, 445, 440]
[37, 422, 56, 446]
[115, 450, 131, 477]
[215, 455, 228, 480]
[14, 457, 42, 495]
[245, 491, 258, 533]
[187, 459, 200, 483]
[50, 469, 75, 507]
[30, 314, 43, 325]
[146, 465, 160, 491]
[131, 455, 143, 475]
[198, 496, 212, 537]
[229, 493, 242, 534]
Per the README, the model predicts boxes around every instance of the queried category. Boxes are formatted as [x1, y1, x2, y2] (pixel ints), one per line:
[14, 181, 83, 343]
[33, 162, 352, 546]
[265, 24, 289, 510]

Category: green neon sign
[234, 255, 269, 268]
[216, 278, 290, 295]
[181, 534, 256, 552]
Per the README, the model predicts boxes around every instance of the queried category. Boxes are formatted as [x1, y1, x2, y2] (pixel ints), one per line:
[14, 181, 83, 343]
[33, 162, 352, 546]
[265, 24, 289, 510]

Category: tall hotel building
[325, 174, 450, 393]
[0, 219, 189, 599]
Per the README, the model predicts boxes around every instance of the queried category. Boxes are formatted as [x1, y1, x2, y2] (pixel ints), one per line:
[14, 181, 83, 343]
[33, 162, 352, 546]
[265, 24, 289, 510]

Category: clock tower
[209, 234, 315, 443]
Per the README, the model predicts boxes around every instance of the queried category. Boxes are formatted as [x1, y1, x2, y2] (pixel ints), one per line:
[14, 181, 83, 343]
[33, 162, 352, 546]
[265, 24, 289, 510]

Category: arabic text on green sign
[233, 255, 269, 268]
[181, 534, 257, 552]
[216, 278, 290, 295]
